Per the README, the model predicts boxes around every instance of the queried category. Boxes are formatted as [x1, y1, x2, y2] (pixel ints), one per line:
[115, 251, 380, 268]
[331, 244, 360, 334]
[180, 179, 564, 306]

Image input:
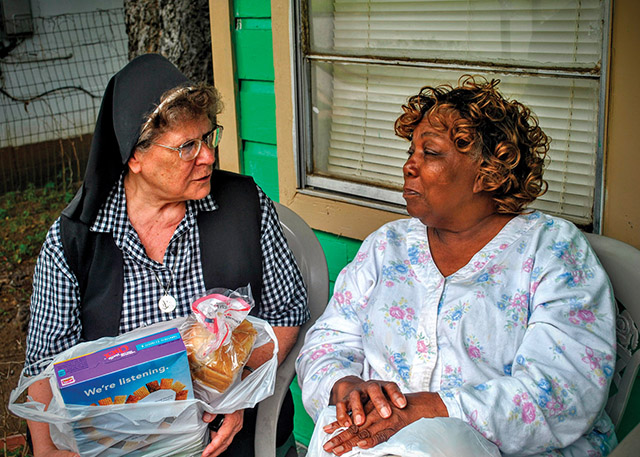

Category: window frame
[290, 0, 611, 233]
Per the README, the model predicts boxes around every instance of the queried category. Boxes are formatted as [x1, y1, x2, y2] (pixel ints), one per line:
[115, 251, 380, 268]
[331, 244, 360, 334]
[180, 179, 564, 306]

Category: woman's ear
[128, 149, 143, 174]
[473, 173, 486, 193]
[473, 172, 488, 194]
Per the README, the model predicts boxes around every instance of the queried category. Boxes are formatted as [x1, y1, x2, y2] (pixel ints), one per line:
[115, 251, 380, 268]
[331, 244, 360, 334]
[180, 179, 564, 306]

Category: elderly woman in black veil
[24, 54, 308, 457]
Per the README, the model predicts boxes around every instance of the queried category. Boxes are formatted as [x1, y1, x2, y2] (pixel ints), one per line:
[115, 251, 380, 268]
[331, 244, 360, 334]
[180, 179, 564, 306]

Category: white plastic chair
[254, 202, 330, 457]
[584, 233, 640, 455]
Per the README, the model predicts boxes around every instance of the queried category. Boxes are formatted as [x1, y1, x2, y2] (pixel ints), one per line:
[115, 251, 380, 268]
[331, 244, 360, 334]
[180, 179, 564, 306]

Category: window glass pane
[309, 61, 599, 224]
[308, 0, 604, 70]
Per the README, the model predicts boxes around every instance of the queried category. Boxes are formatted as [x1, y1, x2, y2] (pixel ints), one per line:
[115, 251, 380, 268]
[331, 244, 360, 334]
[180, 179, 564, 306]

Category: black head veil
[62, 54, 191, 224]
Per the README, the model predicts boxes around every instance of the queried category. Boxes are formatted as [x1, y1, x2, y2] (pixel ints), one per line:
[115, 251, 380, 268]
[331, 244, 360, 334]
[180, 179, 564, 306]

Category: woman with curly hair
[296, 77, 617, 455]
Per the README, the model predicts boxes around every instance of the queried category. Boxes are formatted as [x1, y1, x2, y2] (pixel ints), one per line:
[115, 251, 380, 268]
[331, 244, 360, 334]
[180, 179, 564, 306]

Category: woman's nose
[197, 141, 216, 165]
[403, 156, 417, 177]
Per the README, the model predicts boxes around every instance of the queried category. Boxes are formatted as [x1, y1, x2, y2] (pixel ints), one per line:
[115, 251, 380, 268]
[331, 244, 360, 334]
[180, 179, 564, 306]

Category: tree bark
[124, 0, 213, 84]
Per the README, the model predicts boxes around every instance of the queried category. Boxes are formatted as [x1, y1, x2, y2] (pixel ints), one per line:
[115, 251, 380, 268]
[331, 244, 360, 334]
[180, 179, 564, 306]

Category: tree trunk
[124, 0, 213, 85]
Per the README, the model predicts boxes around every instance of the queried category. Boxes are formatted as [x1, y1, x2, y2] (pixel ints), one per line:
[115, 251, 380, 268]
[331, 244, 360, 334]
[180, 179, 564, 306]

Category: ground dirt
[0, 185, 72, 455]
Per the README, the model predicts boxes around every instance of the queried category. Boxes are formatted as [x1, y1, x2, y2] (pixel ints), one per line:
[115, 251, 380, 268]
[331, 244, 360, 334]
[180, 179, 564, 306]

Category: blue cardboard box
[54, 327, 193, 406]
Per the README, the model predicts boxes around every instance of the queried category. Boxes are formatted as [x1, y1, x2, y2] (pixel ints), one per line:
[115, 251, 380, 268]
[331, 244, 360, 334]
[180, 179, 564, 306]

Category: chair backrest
[584, 232, 640, 430]
[254, 202, 330, 457]
[274, 202, 330, 327]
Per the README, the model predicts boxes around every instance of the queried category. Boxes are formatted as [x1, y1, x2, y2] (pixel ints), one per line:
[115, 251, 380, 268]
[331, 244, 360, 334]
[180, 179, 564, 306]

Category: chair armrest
[608, 422, 640, 457]
[254, 321, 312, 457]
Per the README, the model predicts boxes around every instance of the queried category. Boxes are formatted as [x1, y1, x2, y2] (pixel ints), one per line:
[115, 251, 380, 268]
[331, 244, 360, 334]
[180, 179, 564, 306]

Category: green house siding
[233, 5, 278, 199]
[230, 0, 363, 446]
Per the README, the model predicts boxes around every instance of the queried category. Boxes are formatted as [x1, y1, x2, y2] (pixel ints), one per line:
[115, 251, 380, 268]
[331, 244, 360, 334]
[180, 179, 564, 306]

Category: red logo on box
[60, 376, 76, 386]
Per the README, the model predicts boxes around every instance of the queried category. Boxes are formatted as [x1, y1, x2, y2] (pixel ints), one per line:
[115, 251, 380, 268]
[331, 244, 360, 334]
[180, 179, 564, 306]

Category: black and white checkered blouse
[25, 175, 309, 375]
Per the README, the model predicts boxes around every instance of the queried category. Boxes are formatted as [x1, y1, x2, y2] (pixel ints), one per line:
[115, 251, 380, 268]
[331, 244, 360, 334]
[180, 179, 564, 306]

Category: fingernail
[357, 440, 367, 447]
[381, 406, 391, 417]
[355, 414, 363, 424]
[323, 424, 332, 431]
[203, 412, 213, 422]
[333, 445, 344, 454]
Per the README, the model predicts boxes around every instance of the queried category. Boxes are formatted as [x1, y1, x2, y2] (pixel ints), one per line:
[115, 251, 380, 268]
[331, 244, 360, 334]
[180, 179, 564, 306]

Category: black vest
[60, 170, 263, 341]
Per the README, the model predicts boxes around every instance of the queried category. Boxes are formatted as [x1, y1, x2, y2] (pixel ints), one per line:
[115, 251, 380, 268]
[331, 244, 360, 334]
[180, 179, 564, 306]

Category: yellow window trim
[209, 0, 240, 173]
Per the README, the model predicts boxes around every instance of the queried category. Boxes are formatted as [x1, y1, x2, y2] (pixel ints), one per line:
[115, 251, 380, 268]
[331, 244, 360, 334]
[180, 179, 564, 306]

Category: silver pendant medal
[158, 294, 177, 313]
[152, 264, 177, 313]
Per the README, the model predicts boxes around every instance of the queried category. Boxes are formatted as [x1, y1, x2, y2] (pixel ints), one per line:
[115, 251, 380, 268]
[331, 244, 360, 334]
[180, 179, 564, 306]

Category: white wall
[32, 0, 123, 17]
[0, 0, 127, 148]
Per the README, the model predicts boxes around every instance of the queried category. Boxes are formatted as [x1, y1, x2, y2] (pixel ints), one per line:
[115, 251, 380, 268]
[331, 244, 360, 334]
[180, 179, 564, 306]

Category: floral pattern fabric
[296, 212, 617, 456]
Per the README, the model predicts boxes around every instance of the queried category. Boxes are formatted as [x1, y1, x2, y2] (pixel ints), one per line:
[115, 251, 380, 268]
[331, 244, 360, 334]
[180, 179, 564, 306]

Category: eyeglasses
[152, 125, 223, 161]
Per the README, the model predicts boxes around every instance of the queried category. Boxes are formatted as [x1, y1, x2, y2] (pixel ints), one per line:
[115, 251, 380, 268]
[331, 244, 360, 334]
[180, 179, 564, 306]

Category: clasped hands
[324, 376, 448, 456]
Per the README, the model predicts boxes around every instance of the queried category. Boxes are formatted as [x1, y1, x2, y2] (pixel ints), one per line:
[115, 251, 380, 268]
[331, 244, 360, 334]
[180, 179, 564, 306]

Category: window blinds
[305, 0, 604, 225]
[311, 0, 603, 69]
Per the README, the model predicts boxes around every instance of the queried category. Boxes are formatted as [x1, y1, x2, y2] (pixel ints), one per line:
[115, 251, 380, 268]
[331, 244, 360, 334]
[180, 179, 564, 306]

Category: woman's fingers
[330, 378, 405, 429]
[323, 424, 360, 455]
[324, 416, 398, 455]
[322, 419, 342, 433]
[364, 382, 392, 418]
[348, 388, 367, 425]
[383, 382, 407, 409]
[201, 410, 244, 457]
[334, 400, 353, 428]
[356, 427, 396, 450]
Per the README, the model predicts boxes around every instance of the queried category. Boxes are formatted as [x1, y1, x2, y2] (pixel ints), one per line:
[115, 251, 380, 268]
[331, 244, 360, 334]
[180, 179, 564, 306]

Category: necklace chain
[151, 261, 178, 313]
[152, 265, 175, 296]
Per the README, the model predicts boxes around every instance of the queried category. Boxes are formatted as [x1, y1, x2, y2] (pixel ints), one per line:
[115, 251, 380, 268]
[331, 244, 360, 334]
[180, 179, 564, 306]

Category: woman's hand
[323, 392, 448, 456]
[201, 410, 244, 457]
[329, 376, 407, 427]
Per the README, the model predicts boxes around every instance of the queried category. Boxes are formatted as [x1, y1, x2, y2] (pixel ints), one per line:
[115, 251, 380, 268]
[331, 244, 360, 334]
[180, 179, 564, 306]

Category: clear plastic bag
[10, 318, 206, 456]
[180, 286, 279, 414]
[307, 406, 501, 457]
[9, 313, 278, 455]
[188, 286, 255, 355]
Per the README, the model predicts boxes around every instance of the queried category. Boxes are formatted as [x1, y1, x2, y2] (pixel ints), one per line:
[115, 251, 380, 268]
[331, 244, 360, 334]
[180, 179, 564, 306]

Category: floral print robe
[296, 212, 617, 456]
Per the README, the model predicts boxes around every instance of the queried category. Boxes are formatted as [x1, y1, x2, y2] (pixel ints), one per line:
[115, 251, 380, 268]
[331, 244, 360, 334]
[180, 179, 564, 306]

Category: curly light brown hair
[395, 76, 549, 214]
[135, 83, 223, 150]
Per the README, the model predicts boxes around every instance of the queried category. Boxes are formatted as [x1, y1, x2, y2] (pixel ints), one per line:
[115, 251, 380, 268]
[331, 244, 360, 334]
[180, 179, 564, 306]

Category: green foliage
[0, 183, 73, 268]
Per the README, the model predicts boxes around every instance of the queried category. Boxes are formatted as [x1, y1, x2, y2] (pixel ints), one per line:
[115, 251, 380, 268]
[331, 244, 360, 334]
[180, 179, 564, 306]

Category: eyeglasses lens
[205, 126, 222, 149]
[179, 140, 200, 161]
[177, 126, 222, 161]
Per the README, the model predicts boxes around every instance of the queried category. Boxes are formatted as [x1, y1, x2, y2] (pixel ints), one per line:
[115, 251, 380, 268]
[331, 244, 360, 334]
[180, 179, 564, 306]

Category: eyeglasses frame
[151, 125, 224, 161]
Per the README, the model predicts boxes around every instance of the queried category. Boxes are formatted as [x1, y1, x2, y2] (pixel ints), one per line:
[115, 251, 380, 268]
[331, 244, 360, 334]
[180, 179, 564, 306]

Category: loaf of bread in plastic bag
[184, 319, 257, 393]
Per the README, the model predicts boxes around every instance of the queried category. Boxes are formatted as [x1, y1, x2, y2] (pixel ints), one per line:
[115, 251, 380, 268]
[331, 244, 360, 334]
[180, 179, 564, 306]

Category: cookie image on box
[170, 381, 186, 393]
[146, 380, 160, 392]
[98, 397, 113, 406]
[133, 386, 150, 400]
[175, 390, 189, 401]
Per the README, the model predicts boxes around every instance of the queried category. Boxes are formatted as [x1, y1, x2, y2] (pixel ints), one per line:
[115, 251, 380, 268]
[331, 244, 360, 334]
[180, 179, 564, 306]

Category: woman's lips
[195, 173, 211, 182]
[403, 188, 420, 198]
